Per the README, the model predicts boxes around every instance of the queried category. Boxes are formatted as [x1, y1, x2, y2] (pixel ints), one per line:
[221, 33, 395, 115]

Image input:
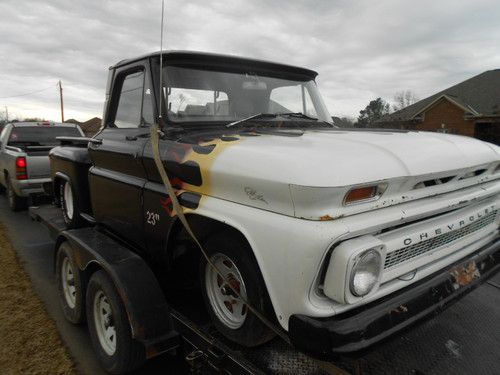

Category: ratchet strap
[150, 124, 291, 345]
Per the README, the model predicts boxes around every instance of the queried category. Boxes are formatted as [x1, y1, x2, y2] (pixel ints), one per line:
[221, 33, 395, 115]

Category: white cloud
[0, 0, 499, 121]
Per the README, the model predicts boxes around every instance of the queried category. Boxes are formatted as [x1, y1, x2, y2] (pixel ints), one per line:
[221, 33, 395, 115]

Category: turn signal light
[15, 157, 27, 180]
[344, 184, 387, 205]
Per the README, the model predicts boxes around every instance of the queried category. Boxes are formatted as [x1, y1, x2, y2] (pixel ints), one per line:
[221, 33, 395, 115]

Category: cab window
[114, 70, 154, 128]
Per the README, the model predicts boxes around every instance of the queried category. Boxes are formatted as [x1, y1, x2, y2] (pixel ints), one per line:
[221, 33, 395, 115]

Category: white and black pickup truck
[0, 121, 83, 210]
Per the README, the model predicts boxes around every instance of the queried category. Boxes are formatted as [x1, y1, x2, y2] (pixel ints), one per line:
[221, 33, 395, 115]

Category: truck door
[88, 65, 155, 250]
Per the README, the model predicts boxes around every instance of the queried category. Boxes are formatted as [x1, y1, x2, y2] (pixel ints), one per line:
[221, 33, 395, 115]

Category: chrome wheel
[63, 182, 74, 220]
[93, 290, 116, 356]
[205, 253, 248, 330]
[61, 257, 76, 308]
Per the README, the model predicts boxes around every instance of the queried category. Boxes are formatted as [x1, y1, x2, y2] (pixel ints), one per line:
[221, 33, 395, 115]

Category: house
[377, 69, 500, 144]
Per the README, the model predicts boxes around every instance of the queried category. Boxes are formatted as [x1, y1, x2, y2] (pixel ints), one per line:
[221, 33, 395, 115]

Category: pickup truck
[49, 51, 500, 370]
[0, 122, 83, 210]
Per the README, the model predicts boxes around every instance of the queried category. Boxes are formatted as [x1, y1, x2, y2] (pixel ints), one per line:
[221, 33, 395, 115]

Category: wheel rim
[93, 290, 116, 356]
[61, 257, 76, 308]
[205, 253, 248, 329]
[63, 182, 74, 220]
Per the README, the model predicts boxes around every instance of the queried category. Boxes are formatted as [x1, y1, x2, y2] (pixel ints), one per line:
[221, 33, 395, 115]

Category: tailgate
[25, 146, 52, 179]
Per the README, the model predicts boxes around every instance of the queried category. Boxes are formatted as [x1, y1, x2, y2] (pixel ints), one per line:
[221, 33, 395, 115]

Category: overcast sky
[1, 0, 500, 122]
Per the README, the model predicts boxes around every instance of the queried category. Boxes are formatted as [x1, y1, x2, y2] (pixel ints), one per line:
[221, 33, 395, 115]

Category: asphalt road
[1, 194, 500, 375]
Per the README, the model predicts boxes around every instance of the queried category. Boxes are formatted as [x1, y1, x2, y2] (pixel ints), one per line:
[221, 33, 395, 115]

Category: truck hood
[168, 129, 500, 219]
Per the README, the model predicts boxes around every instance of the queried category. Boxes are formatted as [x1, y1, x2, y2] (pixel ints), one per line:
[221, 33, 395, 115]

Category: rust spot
[320, 214, 334, 221]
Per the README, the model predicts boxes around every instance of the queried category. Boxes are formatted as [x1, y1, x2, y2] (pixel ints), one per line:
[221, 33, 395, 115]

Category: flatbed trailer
[29, 204, 347, 375]
[29, 204, 500, 375]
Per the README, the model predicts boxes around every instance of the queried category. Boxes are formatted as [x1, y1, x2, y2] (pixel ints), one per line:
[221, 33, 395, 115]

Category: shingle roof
[381, 69, 500, 122]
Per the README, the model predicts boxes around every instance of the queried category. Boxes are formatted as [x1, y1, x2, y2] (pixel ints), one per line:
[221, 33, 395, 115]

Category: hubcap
[63, 182, 74, 219]
[61, 257, 76, 308]
[93, 291, 116, 356]
[205, 253, 248, 329]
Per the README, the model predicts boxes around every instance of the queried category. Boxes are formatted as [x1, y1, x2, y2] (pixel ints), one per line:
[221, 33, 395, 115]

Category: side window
[114, 70, 154, 128]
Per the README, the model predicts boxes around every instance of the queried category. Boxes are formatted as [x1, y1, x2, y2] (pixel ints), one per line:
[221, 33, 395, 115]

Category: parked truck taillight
[15, 157, 27, 180]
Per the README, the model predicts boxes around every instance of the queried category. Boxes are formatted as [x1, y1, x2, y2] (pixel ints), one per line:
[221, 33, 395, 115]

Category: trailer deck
[27, 204, 500, 374]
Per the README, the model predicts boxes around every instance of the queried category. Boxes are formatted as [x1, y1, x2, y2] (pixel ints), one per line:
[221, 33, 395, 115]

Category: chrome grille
[384, 210, 497, 269]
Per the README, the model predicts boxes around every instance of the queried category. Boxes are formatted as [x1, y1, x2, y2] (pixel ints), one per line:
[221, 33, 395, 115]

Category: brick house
[377, 69, 500, 144]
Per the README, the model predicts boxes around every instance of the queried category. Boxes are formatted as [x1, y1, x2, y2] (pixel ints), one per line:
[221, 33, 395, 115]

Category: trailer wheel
[86, 270, 145, 374]
[6, 177, 26, 211]
[56, 242, 85, 324]
[200, 230, 275, 347]
[60, 180, 84, 228]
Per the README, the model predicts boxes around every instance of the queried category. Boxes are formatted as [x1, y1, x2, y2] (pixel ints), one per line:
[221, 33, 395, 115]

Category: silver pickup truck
[0, 122, 83, 210]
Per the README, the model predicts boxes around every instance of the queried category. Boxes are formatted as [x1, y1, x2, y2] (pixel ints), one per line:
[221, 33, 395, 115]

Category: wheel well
[53, 176, 63, 200]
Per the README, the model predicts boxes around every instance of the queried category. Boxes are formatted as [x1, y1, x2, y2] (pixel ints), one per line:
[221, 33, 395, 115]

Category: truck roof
[10, 122, 79, 128]
[111, 50, 318, 79]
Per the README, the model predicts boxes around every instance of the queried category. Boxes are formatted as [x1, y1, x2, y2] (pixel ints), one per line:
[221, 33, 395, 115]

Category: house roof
[381, 69, 500, 122]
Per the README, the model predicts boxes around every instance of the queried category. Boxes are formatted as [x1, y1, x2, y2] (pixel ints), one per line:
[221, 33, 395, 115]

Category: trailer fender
[56, 229, 178, 355]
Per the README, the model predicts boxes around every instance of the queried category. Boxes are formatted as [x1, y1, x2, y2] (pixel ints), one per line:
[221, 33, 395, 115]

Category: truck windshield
[162, 66, 332, 125]
[8, 127, 81, 146]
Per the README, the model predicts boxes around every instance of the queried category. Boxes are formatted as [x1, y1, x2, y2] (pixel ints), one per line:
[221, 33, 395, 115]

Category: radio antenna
[158, 0, 165, 126]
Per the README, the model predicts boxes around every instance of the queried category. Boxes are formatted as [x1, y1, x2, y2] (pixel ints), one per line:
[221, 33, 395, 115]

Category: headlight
[349, 249, 382, 297]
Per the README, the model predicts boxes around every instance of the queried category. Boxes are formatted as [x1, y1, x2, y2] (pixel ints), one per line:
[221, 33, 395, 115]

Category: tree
[393, 90, 418, 112]
[357, 98, 390, 127]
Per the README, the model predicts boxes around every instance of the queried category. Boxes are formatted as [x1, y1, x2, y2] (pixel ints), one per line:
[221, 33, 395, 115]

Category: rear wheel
[200, 230, 275, 347]
[86, 270, 145, 374]
[60, 180, 84, 228]
[6, 177, 26, 211]
[56, 242, 85, 324]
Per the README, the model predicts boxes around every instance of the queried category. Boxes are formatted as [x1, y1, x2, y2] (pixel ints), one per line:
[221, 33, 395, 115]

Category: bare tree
[393, 90, 418, 112]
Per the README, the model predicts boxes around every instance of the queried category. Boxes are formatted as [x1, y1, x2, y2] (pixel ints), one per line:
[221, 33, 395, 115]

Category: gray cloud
[1, 0, 499, 121]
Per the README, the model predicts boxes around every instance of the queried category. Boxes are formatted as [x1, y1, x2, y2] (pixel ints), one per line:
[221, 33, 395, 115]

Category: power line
[0, 83, 57, 99]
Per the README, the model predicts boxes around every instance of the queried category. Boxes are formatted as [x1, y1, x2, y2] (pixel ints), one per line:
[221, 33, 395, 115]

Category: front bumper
[289, 237, 500, 355]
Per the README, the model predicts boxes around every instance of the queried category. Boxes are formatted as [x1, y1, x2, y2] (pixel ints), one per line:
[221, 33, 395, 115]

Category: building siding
[416, 98, 475, 137]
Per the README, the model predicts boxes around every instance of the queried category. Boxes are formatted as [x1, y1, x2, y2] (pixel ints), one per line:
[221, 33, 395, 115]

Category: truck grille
[384, 210, 497, 269]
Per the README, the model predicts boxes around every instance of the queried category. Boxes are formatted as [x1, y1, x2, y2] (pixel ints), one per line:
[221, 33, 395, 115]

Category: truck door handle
[126, 135, 138, 141]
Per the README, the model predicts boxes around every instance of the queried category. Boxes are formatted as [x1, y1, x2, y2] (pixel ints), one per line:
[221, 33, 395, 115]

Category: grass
[0, 223, 77, 375]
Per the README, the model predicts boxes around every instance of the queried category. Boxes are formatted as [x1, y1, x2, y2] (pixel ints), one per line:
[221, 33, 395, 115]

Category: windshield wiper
[226, 113, 278, 128]
[278, 112, 334, 127]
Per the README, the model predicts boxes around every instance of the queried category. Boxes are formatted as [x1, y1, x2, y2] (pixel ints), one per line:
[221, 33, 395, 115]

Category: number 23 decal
[146, 211, 160, 226]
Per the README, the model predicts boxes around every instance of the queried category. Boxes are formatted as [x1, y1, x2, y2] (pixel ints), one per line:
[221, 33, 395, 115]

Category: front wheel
[86, 270, 145, 374]
[200, 230, 275, 347]
[60, 180, 84, 228]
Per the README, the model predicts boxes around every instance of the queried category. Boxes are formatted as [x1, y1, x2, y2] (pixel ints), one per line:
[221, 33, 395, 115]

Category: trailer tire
[86, 270, 145, 374]
[200, 230, 275, 347]
[60, 180, 84, 228]
[6, 177, 26, 211]
[56, 242, 85, 324]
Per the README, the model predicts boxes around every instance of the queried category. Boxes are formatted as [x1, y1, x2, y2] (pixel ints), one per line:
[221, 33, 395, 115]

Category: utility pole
[58, 80, 64, 123]
[4, 106, 8, 122]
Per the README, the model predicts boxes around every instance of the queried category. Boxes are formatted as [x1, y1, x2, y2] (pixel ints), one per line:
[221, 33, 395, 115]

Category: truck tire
[200, 230, 275, 347]
[86, 270, 145, 374]
[56, 242, 85, 324]
[60, 180, 84, 228]
[6, 177, 26, 211]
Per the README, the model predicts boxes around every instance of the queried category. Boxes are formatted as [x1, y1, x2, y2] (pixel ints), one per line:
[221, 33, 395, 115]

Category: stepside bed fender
[55, 229, 178, 356]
